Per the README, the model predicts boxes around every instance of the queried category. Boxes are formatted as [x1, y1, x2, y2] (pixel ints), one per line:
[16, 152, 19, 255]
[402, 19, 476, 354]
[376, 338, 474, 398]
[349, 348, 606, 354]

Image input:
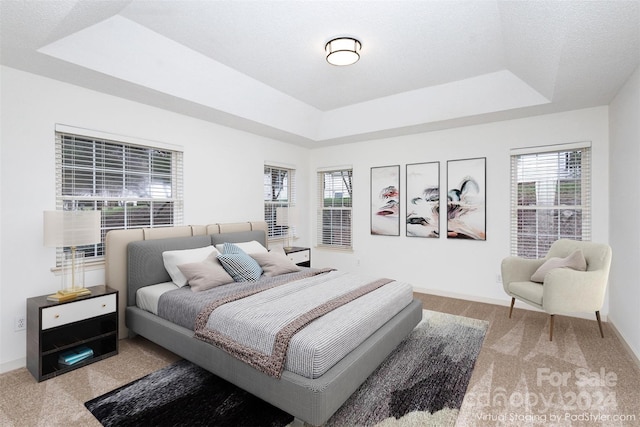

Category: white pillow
[215, 240, 267, 255]
[162, 246, 218, 287]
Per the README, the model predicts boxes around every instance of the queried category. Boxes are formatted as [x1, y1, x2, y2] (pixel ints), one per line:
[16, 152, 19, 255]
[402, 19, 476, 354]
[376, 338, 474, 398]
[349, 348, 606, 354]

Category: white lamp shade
[276, 206, 298, 226]
[43, 210, 101, 247]
[325, 37, 361, 66]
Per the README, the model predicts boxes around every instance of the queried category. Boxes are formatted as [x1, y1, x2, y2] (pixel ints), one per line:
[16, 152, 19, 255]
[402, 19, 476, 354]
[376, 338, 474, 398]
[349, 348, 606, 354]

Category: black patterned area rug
[85, 310, 487, 427]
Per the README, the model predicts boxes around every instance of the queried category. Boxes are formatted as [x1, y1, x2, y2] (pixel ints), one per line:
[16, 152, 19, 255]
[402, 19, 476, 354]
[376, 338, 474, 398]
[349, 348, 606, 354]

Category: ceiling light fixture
[325, 37, 361, 66]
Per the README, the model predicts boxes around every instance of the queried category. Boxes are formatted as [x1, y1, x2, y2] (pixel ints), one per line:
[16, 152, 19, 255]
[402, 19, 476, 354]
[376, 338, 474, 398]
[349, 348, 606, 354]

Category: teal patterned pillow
[222, 242, 244, 254]
[217, 252, 263, 282]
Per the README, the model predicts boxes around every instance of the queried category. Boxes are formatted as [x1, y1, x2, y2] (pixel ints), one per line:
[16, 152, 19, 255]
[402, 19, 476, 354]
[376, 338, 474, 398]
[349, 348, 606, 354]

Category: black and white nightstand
[26, 285, 119, 382]
[284, 247, 311, 267]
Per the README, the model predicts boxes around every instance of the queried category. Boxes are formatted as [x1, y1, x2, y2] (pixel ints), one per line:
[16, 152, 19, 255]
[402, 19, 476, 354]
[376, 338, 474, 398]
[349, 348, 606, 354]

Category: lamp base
[46, 288, 91, 303]
[46, 292, 79, 303]
[58, 288, 92, 297]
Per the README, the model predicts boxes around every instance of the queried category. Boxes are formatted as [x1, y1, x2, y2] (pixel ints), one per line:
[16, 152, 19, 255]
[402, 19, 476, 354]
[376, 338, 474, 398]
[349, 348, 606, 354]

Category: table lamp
[276, 206, 297, 250]
[44, 210, 101, 297]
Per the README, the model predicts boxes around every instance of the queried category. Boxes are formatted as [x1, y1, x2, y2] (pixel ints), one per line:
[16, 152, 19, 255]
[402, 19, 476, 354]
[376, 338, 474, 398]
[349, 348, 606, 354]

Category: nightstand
[26, 285, 119, 382]
[284, 247, 311, 267]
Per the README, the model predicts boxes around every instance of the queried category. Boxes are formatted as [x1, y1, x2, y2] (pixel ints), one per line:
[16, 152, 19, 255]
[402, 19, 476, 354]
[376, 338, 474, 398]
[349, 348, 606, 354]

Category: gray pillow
[250, 250, 301, 277]
[531, 249, 587, 283]
[178, 253, 234, 291]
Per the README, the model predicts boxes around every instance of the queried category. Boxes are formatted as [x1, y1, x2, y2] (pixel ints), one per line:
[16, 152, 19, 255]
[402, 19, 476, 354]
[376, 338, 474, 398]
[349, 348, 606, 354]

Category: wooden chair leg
[596, 311, 604, 338]
[549, 314, 554, 341]
[509, 297, 515, 318]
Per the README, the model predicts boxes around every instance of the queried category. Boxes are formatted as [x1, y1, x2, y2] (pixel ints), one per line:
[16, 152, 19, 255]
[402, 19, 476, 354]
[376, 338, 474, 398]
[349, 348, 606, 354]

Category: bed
[105, 221, 422, 426]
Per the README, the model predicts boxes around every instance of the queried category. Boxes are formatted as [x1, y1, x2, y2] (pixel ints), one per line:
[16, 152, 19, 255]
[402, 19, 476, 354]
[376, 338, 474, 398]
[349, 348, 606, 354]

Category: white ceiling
[1, 0, 639, 147]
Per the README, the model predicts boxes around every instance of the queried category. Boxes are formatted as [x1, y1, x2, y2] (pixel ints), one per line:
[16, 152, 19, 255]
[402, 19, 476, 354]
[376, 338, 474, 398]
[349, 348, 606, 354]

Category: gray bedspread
[157, 269, 413, 379]
[157, 268, 327, 330]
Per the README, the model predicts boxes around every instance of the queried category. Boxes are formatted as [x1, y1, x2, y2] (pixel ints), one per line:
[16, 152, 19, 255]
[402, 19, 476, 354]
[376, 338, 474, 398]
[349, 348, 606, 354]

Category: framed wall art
[371, 165, 400, 236]
[406, 162, 440, 238]
[446, 157, 486, 240]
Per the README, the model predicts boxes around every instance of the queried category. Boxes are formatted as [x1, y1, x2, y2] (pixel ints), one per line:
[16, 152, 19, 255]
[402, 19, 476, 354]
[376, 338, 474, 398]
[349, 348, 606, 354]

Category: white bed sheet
[136, 282, 178, 315]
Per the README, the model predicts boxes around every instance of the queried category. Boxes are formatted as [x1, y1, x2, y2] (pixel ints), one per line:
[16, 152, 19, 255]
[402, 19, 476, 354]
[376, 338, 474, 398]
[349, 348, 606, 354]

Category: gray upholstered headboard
[105, 221, 268, 338]
[126, 230, 267, 307]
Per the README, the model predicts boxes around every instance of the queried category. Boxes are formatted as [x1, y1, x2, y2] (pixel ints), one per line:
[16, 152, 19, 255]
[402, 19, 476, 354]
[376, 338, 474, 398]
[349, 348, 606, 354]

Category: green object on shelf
[58, 346, 94, 365]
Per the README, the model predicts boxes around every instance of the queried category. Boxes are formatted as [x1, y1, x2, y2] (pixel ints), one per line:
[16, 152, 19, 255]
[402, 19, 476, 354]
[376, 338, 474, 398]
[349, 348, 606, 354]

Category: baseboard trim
[607, 319, 640, 373]
[412, 286, 607, 321]
[0, 357, 25, 374]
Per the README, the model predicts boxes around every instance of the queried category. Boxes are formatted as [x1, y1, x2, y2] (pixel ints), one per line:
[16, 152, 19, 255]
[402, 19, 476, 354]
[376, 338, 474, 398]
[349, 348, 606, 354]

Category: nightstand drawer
[42, 294, 116, 330]
[288, 249, 310, 265]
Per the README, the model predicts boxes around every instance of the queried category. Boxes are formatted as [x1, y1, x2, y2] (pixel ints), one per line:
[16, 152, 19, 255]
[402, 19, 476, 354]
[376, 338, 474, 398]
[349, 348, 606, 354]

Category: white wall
[0, 66, 310, 371]
[1, 64, 627, 371]
[609, 65, 640, 361]
[310, 107, 610, 309]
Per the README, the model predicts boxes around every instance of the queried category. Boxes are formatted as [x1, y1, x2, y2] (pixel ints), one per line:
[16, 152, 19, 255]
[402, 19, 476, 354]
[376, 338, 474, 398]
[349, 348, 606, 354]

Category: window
[264, 164, 296, 241]
[56, 126, 183, 263]
[317, 168, 353, 249]
[510, 143, 591, 258]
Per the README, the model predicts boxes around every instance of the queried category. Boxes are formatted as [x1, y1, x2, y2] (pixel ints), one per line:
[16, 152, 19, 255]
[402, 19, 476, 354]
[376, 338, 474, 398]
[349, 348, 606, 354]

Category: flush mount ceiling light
[325, 37, 361, 66]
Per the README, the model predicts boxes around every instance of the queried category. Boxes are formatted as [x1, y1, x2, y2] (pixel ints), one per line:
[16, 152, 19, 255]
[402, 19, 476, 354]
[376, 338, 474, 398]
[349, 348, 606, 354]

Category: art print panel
[447, 158, 486, 240]
[406, 162, 440, 238]
[371, 165, 400, 236]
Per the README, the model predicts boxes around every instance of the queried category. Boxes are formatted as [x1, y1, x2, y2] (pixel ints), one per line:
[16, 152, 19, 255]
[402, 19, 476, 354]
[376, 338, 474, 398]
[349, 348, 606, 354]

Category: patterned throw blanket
[158, 268, 332, 331]
[193, 269, 393, 378]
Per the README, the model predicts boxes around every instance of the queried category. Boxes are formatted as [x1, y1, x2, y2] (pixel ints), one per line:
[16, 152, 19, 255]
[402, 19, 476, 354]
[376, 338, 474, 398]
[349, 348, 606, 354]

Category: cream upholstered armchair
[501, 239, 612, 341]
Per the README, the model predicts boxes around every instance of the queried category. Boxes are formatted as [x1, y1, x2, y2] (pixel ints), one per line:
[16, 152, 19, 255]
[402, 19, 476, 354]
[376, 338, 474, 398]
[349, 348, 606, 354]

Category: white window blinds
[510, 143, 591, 258]
[317, 168, 353, 249]
[56, 129, 184, 262]
[264, 164, 296, 241]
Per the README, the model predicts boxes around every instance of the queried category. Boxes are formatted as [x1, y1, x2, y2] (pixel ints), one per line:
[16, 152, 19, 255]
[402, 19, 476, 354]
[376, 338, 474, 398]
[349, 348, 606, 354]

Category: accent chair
[501, 239, 612, 341]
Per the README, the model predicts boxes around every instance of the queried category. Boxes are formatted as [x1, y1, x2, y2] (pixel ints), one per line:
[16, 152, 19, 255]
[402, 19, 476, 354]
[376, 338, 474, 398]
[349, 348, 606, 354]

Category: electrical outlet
[496, 273, 502, 283]
[14, 316, 26, 331]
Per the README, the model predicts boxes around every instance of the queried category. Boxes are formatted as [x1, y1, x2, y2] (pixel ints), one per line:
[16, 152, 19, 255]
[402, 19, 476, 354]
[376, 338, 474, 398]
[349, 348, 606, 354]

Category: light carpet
[4, 293, 637, 426]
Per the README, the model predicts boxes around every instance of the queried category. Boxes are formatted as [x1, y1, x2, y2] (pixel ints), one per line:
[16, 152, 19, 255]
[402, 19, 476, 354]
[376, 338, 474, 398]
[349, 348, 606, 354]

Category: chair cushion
[530, 249, 587, 283]
[509, 281, 544, 307]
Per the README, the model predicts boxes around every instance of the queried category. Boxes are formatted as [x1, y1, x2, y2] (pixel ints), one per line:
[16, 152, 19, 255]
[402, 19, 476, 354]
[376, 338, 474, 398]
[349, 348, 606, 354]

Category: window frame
[55, 125, 184, 265]
[317, 168, 353, 250]
[510, 142, 591, 258]
[264, 164, 296, 243]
